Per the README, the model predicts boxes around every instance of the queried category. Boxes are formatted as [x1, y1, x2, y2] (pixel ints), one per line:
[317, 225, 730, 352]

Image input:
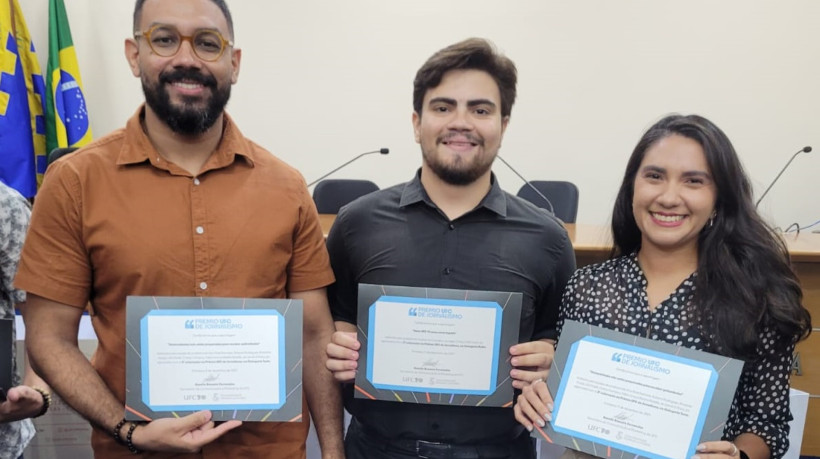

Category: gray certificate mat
[354, 284, 522, 408]
[125, 296, 303, 422]
[534, 320, 743, 459]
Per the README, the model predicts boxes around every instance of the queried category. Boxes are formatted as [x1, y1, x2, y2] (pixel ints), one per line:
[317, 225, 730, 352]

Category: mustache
[437, 132, 484, 146]
[159, 68, 217, 87]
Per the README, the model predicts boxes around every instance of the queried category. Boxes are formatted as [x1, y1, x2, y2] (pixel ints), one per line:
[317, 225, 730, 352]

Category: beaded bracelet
[31, 387, 51, 418]
[112, 417, 128, 445]
[126, 422, 142, 454]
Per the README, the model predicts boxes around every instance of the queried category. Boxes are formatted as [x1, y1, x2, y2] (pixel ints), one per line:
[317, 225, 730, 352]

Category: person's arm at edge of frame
[0, 300, 49, 423]
[293, 287, 345, 459]
[23, 293, 241, 453]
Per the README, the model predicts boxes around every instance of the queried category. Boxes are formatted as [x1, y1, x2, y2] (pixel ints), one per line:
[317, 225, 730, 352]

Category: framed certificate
[534, 320, 743, 459]
[354, 284, 522, 407]
[125, 296, 303, 422]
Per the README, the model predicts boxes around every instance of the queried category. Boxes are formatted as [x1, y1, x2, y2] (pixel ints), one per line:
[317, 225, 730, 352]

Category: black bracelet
[126, 422, 142, 454]
[112, 417, 128, 445]
[31, 387, 51, 418]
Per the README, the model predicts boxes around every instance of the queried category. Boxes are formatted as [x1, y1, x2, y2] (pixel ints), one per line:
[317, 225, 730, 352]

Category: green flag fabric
[45, 0, 92, 156]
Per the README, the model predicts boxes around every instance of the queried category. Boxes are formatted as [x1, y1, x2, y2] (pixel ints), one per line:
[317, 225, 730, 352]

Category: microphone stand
[755, 146, 812, 208]
[307, 148, 389, 187]
[496, 155, 554, 214]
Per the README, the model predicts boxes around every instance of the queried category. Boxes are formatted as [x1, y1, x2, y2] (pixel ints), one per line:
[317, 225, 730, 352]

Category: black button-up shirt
[327, 171, 576, 445]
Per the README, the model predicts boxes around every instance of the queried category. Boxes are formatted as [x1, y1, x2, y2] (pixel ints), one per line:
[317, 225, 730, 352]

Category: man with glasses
[15, 0, 344, 457]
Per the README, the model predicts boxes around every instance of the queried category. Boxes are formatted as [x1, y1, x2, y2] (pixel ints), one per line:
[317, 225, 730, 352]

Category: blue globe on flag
[55, 69, 90, 144]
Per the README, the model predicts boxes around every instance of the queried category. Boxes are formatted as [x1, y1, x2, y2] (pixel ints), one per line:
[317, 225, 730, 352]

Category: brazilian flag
[0, 0, 47, 198]
[45, 0, 92, 155]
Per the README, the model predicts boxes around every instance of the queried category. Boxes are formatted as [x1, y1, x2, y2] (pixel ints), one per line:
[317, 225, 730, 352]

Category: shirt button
[448, 223, 455, 230]
[443, 268, 452, 275]
[199, 282, 208, 290]
[196, 226, 205, 234]
[193, 178, 201, 185]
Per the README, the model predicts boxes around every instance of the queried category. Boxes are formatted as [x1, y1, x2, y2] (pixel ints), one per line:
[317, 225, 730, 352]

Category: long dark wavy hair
[611, 114, 811, 360]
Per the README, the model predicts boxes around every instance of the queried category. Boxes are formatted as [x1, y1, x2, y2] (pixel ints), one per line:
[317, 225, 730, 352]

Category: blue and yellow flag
[0, 0, 47, 198]
[46, 0, 92, 155]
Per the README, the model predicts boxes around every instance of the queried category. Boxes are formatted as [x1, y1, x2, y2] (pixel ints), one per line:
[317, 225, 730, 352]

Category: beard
[421, 133, 495, 186]
[142, 68, 231, 135]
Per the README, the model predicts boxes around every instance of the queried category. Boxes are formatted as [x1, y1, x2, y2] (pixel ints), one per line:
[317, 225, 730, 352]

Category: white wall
[19, 0, 820, 228]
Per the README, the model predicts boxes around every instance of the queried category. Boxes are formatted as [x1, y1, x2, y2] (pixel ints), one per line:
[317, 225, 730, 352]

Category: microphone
[495, 155, 554, 214]
[307, 148, 389, 187]
[755, 146, 812, 208]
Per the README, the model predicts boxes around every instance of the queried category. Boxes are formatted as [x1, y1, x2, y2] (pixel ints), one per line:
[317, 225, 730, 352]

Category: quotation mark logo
[408, 308, 418, 317]
[611, 353, 622, 363]
[184, 320, 195, 329]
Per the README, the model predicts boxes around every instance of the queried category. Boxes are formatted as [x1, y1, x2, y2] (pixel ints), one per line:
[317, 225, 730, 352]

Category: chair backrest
[516, 180, 580, 223]
[312, 179, 379, 214]
[47, 147, 79, 167]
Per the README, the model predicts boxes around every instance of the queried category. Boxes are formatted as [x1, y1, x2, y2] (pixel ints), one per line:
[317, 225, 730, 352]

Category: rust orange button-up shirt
[15, 107, 334, 458]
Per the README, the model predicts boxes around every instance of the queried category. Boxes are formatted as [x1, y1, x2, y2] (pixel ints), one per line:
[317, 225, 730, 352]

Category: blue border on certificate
[365, 295, 502, 395]
[552, 335, 718, 459]
[140, 309, 286, 412]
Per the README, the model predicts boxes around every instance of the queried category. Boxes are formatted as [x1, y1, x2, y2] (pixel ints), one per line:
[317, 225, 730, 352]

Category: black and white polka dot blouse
[558, 253, 794, 459]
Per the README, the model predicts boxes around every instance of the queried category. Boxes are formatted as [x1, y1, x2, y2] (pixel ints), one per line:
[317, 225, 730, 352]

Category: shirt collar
[399, 168, 508, 217]
[115, 105, 256, 171]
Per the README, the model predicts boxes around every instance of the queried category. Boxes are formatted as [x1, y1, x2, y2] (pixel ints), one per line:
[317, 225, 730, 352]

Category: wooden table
[320, 215, 820, 454]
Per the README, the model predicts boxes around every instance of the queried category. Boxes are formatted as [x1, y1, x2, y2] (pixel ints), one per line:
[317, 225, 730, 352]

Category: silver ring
[730, 443, 738, 457]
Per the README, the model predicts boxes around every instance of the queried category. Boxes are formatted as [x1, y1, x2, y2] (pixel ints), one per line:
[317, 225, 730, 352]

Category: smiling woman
[630, 134, 717, 271]
[515, 114, 812, 459]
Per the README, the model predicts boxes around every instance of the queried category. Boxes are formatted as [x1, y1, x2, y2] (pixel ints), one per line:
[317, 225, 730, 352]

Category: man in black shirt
[325, 38, 576, 458]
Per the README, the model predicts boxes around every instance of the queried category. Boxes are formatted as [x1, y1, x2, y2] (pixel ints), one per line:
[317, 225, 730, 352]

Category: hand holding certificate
[531, 320, 743, 459]
[125, 297, 304, 422]
[353, 284, 522, 407]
